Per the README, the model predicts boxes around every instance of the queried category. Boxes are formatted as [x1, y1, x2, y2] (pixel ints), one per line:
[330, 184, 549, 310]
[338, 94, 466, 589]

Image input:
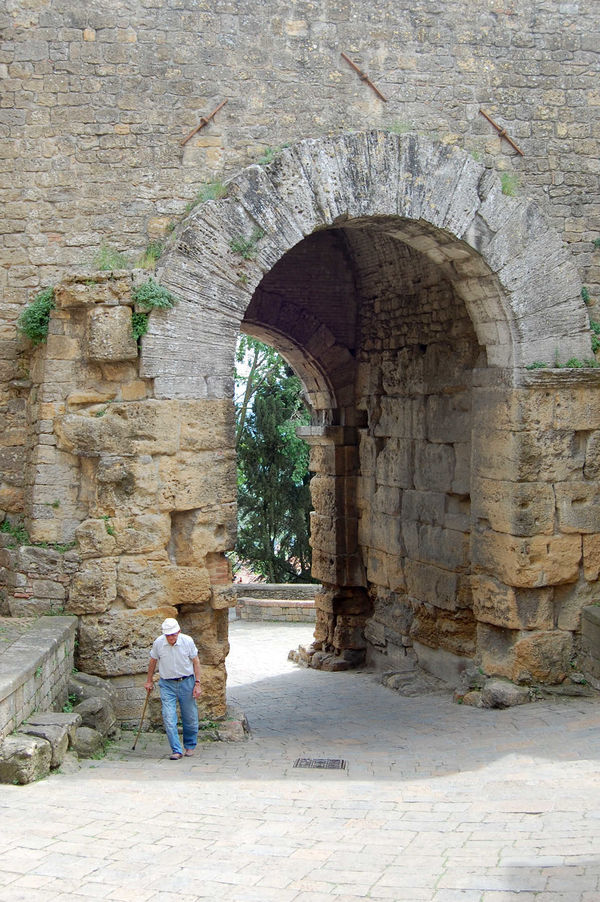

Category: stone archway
[16, 130, 599, 719]
[144, 130, 594, 689]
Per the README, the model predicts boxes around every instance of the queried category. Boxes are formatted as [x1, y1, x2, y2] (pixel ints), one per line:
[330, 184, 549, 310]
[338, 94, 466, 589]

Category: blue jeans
[158, 676, 198, 755]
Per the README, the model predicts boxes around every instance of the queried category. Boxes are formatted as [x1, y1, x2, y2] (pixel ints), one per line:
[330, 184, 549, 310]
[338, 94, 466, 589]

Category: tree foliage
[235, 336, 313, 583]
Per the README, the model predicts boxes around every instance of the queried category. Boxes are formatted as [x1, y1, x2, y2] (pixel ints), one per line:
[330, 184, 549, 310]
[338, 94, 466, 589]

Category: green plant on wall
[500, 172, 519, 196]
[132, 312, 149, 341]
[132, 277, 177, 311]
[93, 244, 130, 271]
[130, 278, 177, 345]
[17, 287, 55, 345]
[590, 320, 600, 354]
[230, 228, 265, 261]
[137, 241, 164, 270]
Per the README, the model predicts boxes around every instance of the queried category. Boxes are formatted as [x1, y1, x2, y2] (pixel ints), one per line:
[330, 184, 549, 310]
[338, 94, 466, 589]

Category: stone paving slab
[0, 617, 37, 654]
[1, 621, 599, 900]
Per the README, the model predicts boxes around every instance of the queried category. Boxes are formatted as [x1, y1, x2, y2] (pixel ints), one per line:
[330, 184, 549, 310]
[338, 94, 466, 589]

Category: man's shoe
[184, 748, 195, 757]
[170, 752, 183, 760]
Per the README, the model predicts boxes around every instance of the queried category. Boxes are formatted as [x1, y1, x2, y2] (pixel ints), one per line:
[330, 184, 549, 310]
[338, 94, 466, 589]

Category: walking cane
[131, 688, 151, 751]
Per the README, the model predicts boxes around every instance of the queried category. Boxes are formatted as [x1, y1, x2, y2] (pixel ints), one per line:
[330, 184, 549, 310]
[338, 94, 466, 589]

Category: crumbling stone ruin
[1, 2, 600, 719]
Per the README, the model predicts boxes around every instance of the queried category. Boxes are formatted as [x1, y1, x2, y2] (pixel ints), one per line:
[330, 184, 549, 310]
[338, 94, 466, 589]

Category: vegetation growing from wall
[93, 244, 131, 271]
[17, 287, 55, 345]
[131, 277, 177, 311]
[234, 336, 313, 583]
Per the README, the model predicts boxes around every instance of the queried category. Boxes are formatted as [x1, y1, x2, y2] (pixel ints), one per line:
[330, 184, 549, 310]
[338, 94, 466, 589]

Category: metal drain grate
[293, 757, 346, 770]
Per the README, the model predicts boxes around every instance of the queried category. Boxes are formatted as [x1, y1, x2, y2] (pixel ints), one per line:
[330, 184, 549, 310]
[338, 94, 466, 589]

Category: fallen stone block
[69, 671, 115, 703]
[0, 734, 52, 784]
[481, 679, 531, 709]
[23, 711, 82, 747]
[20, 723, 70, 769]
[71, 726, 105, 758]
[73, 696, 118, 738]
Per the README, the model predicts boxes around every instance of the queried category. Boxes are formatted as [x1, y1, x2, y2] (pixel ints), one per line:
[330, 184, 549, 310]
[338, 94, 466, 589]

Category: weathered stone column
[299, 425, 371, 667]
[471, 368, 600, 684]
[18, 273, 236, 719]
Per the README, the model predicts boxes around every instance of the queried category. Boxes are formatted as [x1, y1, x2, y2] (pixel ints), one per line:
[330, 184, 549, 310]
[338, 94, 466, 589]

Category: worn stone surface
[19, 722, 69, 769]
[71, 726, 105, 759]
[0, 734, 51, 784]
[2, 65, 600, 708]
[480, 678, 531, 709]
[72, 697, 118, 739]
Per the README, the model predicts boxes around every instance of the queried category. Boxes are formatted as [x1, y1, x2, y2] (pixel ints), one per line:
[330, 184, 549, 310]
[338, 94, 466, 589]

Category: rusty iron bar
[479, 108, 524, 156]
[180, 99, 228, 147]
[340, 52, 388, 103]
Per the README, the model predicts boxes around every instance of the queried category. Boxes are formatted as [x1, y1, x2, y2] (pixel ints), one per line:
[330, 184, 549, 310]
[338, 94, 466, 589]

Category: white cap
[161, 618, 180, 635]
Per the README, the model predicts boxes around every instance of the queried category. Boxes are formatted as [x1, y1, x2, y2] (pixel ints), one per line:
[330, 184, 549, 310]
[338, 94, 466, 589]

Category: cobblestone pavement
[1, 620, 600, 901]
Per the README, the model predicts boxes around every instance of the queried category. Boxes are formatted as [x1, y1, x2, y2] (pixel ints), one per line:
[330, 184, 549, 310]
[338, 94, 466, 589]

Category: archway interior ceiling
[242, 221, 487, 420]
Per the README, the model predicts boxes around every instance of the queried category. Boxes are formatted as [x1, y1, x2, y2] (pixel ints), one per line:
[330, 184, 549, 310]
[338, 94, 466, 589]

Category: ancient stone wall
[354, 234, 481, 671]
[1, 272, 235, 717]
[2, 0, 600, 519]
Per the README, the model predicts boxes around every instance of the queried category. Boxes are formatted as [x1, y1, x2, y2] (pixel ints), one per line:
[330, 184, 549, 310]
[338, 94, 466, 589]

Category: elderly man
[145, 618, 201, 759]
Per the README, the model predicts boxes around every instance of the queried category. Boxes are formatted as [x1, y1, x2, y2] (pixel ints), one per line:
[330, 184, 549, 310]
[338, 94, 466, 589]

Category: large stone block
[157, 451, 236, 511]
[0, 734, 52, 784]
[405, 559, 460, 610]
[20, 722, 70, 769]
[554, 579, 600, 631]
[402, 490, 445, 526]
[309, 474, 357, 519]
[76, 514, 170, 557]
[472, 477, 555, 536]
[117, 557, 170, 608]
[583, 534, 600, 581]
[170, 506, 237, 564]
[426, 392, 472, 444]
[375, 438, 414, 488]
[511, 630, 572, 684]
[178, 399, 235, 451]
[472, 427, 583, 482]
[309, 443, 357, 477]
[92, 454, 160, 516]
[477, 622, 516, 679]
[552, 388, 600, 431]
[409, 605, 476, 657]
[198, 663, 227, 718]
[67, 559, 117, 614]
[374, 397, 426, 439]
[402, 523, 469, 571]
[166, 565, 212, 606]
[76, 606, 178, 676]
[473, 531, 581, 588]
[87, 306, 138, 361]
[414, 442, 455, 493]
[555, 482, 600, 534]
[55, 274, 132, 308]
[472, 575, 554, 630]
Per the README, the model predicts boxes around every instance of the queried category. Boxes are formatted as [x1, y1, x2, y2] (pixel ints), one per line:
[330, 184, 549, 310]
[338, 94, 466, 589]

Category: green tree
[235, 336, 313, 582]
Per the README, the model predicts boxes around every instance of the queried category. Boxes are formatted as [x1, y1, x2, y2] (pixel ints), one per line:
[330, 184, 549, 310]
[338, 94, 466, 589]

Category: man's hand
[192, 682, 201, 699]
[144, 680, 154, 693]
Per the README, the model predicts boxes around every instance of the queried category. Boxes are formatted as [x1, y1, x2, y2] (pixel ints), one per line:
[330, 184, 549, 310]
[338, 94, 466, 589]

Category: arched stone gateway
[12, 132, 600, 718]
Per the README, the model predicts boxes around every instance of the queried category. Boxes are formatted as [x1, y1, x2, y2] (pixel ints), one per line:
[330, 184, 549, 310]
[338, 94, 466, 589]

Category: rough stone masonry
[1, 2, 600, 716]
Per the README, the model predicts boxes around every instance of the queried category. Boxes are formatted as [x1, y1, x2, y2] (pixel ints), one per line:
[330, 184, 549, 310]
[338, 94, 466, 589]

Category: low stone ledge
[236, 596, 316, 623]
[233, 582, 319, 600]
[0, 615, 77, 739]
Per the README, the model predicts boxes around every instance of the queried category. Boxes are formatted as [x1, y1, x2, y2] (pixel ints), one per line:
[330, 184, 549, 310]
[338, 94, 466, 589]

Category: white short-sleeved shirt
[150, 633, 198, 679]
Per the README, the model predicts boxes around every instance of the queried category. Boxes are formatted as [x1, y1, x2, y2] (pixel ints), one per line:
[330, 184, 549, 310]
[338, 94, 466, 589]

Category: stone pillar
[471, 369, 600, 684]
[19, 273, 236, 719]
[300, 425, 371, 667]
